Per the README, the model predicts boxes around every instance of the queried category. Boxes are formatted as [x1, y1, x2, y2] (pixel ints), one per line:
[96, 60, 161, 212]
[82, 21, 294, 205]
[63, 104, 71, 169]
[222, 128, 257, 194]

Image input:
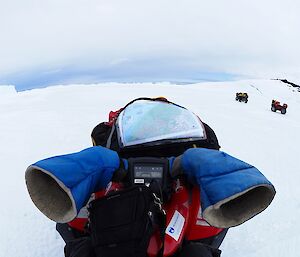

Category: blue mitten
[25, 146, 122, 223]
[171, 148, 276, 228]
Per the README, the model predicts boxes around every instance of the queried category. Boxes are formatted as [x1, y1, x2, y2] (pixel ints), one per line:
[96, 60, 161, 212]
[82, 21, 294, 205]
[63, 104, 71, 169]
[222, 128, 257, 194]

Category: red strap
[105, 108, 124, 126]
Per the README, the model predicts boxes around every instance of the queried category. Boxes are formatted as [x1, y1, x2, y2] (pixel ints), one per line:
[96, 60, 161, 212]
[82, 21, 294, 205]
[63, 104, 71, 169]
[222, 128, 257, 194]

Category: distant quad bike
[271, 100, 288, 114]
[235, 92, 248, 103]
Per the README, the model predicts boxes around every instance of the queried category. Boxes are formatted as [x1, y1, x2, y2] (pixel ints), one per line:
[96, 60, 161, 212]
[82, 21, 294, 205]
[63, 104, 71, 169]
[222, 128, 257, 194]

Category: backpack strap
[152, 193, 166, 257]
[105, 124, 115, 149]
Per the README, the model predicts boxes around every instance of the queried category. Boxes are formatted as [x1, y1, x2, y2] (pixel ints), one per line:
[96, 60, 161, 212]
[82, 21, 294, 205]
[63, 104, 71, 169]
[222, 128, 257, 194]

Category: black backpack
[91, 97, 220, 158]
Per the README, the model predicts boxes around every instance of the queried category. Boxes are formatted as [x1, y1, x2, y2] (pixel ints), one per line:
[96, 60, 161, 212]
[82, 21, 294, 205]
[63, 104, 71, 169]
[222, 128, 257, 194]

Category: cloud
[1, 0, 300, 87]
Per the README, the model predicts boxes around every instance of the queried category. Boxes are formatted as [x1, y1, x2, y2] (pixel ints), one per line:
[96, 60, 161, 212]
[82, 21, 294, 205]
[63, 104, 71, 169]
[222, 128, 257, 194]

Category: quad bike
[271, 100, 288, 114]
[235, 93, 248, 103]
[25, 97, 276, 257]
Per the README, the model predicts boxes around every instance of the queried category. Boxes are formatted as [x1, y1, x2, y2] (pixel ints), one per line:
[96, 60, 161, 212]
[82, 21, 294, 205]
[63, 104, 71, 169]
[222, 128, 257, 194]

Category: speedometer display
[134, 165, 163, 178]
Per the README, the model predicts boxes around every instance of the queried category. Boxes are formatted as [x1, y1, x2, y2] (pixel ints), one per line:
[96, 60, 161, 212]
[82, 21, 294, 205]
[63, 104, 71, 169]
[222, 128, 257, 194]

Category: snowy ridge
[1, 79, 299, 257]
[0, 85, 17, 97]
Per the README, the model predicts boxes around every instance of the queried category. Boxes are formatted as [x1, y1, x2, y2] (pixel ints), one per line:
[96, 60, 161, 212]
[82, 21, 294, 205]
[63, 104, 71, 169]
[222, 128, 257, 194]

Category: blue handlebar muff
[25, 146, 121, 223]
[173, 148, 276, 228]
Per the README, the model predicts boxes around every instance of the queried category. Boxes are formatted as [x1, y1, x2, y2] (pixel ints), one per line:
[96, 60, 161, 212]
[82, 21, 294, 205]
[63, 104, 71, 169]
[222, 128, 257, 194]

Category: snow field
[0, 79, 299, 257]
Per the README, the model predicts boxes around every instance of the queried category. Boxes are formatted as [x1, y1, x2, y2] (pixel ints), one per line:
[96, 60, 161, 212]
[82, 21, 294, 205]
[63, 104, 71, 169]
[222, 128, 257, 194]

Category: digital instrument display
[134, 165, 163, 179]
[128, 157, 168, 190]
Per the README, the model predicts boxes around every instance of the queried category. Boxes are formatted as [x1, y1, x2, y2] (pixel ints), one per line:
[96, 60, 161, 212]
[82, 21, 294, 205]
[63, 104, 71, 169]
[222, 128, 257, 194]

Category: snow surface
[0, 80, 299, 257]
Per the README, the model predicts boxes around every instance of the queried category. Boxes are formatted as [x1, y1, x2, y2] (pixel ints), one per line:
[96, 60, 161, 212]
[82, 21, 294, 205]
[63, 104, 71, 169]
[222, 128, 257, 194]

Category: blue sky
[1, 61, 238, 91]
[1, 0, 300, 90]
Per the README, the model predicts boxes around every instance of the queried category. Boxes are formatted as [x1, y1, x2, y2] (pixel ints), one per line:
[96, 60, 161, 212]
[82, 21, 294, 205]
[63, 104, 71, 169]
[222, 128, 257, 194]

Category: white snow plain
[0, 79, 299, 257]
